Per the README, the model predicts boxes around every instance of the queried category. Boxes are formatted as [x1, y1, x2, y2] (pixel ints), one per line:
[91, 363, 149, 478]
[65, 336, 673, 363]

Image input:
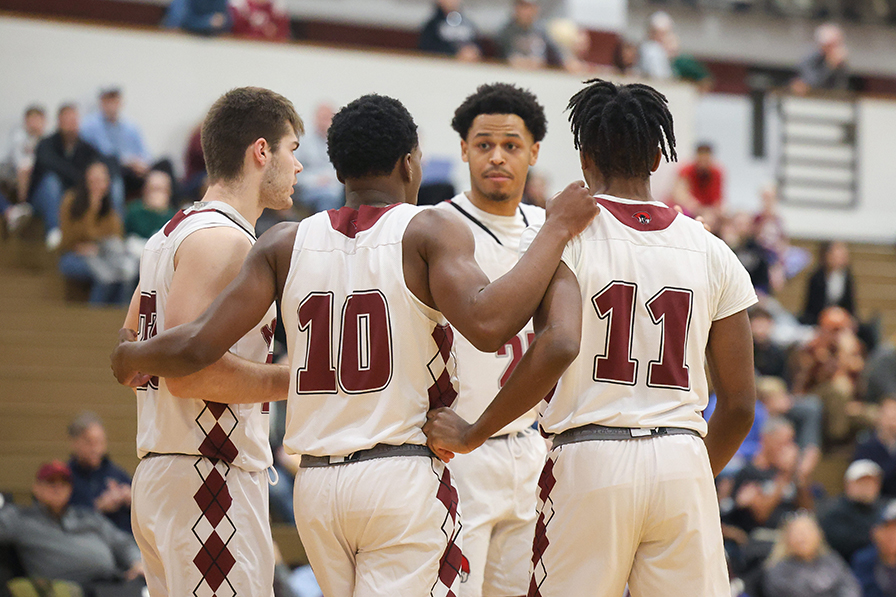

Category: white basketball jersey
[134, 201, 276, 472]
[435, 194, 545, 436]
[280, 203, 458, 457]
[535, 195, 757, 436]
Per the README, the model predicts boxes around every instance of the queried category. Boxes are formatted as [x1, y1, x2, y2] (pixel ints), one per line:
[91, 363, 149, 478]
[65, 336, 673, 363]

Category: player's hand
[544, 181, 599, 240]
[673, 205, 711, 232]
[111, 328, 152, 388]
[423, 408, 475, 462]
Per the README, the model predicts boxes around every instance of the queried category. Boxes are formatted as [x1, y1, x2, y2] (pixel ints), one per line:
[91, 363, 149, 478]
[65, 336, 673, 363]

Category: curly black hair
[567, 78, 677, 180]
[451, 83, 547, 142]
[327, 94, 419, 179]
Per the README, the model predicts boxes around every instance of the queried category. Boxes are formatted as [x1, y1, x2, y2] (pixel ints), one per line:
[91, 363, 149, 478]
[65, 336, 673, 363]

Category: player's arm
[111, 224, 296, 399]
[703, 309, 756, 477]
[424, 264, 582, 459]
[408, 181, 596, 352]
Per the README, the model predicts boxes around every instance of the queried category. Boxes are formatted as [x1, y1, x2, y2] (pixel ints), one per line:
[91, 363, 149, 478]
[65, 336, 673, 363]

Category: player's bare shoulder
[403, 205, 475, 256]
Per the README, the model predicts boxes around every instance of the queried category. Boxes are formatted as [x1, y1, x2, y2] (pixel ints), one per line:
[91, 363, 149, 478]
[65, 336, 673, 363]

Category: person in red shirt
[229, 0, 290, 41]
[672, 142, 724, 222]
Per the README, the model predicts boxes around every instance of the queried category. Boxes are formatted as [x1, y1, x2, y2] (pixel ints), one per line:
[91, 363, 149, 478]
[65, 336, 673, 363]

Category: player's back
[540, 195, 756, 436]
[281, 203, 457, 457]
[135, 201, 277, 471]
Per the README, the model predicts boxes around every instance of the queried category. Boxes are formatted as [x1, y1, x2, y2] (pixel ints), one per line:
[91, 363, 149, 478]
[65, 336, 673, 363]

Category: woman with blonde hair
[763, 511, 860, 597]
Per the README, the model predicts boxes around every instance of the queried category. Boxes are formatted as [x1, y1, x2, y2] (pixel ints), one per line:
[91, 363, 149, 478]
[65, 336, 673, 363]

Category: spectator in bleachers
[802, 241, 857, 326]
[612, 38, 641, 77]
[754, 184, 811, 288]
[639, 11, 674, 80]
[230, 0, 290, 41]
[546, 18, 599, 74]
[671, 142, 725, 220]
[722, 212, 775, 296]
[294, 102, 342, 212]
[418, 0, 481, 62]
[663, 31, 713, 92]
[67, 412, 133, 534]
[792, 306, 868, 444]
[168, 0, 232, 35]
[57, 161, 136, 305]
[1, 104, 46, 205]
[763, 511, 861, 597]
[80, 87, 152, 203]
[862, 333, 896, 405]
[496, 0, 560, 70]
[820, 460, 885, 564]
[0, 461, 143, 591]
[125, 170, 175, 243]
[29, 104, 101, 250]
[181, 123, 207, 202]
[758, 376, 823, 462]
[791, 23, 850, 95]
[851, 500, 896, 597]
[855, 397, 896, 499]
[751, 305, 791, 379]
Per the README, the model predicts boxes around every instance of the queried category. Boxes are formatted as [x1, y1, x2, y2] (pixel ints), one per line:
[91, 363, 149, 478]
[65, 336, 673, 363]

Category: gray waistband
[552, 424, 700, 449]
[489, 430, 527, 441]
[300, 443, 434, 468]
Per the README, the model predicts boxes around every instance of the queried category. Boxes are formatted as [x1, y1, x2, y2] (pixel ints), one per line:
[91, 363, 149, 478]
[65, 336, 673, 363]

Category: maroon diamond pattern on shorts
[432, 463, 464, 597]
[529, 455, 557, 597]
[192, 458, 237, 597]
[197, 401, 239, 463]
[192, 531, 236, 591]
[193, 468, 232, 528]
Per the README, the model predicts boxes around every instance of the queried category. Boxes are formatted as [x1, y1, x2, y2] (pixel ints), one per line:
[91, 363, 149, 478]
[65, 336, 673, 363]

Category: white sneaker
[5, 203, 32, 233]
[45, 227, 62, 251]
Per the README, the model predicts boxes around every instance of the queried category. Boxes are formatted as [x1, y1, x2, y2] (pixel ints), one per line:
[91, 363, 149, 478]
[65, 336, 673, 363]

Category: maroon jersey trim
[327, 203, 400, 239]
[595, 197, 677, 232]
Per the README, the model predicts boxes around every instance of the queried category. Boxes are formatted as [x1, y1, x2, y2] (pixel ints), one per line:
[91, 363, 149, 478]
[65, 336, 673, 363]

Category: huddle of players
[112, 79, 756, 597]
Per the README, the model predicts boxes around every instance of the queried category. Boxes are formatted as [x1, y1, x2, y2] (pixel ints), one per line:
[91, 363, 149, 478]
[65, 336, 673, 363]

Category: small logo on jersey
[633, 211, 651, 225]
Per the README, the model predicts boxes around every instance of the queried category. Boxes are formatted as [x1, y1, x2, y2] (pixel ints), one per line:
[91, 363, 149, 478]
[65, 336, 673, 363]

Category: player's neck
[465, 189, 521, 217]
[344, 189, 402, 210]
[203, 181, 262, 225]
[586, 173, 654, 204]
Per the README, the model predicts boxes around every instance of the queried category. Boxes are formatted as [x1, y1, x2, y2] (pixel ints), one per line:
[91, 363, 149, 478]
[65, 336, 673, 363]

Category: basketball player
[111, 94, 598, 596]
[424, 79, 757, 597]
[435, 83, 548, 597]
[119, 87, 302, 597]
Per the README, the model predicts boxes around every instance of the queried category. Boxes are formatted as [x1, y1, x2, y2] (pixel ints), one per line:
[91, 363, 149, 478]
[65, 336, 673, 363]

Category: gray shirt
[0, 502, 140, 585]
[763, 552, 861, 597]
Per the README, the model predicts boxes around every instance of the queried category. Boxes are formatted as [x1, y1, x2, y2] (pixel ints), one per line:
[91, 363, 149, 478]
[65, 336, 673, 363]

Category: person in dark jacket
[418, 0, 481, 61]
[802, 240, 856, 326]
[852, 500, 896, 597]
[820, 460, 885, 563]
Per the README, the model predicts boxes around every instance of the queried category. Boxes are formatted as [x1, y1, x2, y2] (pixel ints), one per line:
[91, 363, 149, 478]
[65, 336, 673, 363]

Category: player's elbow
[464, 323, 515, 353]
[541, 330, 580, 370]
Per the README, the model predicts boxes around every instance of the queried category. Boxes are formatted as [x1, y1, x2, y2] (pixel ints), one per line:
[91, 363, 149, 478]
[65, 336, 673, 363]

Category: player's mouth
[484, 170, 512, 182]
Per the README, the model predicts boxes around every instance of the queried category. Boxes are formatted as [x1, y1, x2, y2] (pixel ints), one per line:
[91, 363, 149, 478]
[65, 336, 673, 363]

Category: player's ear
[251, 138, 268, 165]
[529, 141, 541, 166]
[651, 148, 662, 173]
[399, 152, 413, 183]
[460, 139, 470, 164]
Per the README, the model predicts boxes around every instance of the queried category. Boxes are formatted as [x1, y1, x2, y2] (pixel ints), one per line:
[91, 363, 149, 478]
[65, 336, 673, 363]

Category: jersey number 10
[592, 281, 693, 390]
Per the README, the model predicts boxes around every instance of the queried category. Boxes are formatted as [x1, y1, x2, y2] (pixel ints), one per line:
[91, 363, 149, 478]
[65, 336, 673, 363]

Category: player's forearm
[167, 356, 289, 404]
[463, 220, 572, 352]
[703, 393, 754, 477]
[118, 321, 224, 379]
[467, 326, 577, 449]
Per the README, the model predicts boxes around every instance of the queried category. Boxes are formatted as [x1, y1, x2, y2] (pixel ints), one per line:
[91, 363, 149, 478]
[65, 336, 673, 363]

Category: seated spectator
[820, 460, 885, 563]
[639, 11, 674, 80]
[166, 0, 232, 35]
[664, 31, 713, 92]
[852, 500, 896, 597]
[758, 375, 823, 461]
[29, 103, 101, 250]
[671, 143, 725, 220]
[294, 102, 342, 212]
[802, 241, 856, 326]
[792, 306, 867, 444]
[754, 184, 811, 285]
[791, 23, 849, 95]
[57, 161, 136, 305]
[721, 212, 775, 296]
[418, 0, 481, 62]
[862, 333, 896, 405]
[125, 170, 175, 243]
[0, 461, 143, 592]
[80, 87, 153, 204]
[67, 412, 133, 534]
[751, 305, 790, 379]
[855, 396, 896, 499]
[546, 18, 600, 74]
[1, 104, 46, 204]
[763, 511, 861, 597]
[230, 0, 290, 41]
[496, 0, 560, 70]
[612, 38, 641, 77]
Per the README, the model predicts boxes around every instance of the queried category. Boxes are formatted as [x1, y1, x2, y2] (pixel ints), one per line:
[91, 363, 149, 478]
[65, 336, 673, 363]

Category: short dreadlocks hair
[567, 79, 676, 180]
[451, 83, 547, 142]
[327, 94, 418, 179]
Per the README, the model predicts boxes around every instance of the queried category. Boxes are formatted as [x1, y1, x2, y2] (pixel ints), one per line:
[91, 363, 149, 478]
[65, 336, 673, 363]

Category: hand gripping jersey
[280, 203, 458, 457]
[134, 201, 276, 472]
[537, 195, 757, 436]
[434, 194, 545, 436]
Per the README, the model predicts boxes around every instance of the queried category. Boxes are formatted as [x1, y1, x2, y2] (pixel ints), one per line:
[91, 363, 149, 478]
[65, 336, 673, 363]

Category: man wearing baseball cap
[852, 500, 896, 596]
[0, 460, 143, 591]
[820, 459, 884, 562]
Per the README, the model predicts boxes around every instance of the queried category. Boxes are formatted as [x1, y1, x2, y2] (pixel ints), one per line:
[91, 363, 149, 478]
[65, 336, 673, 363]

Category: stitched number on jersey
[497, 332, 536, 387]
[296, 290, 393, 394]
[137, 291, 159, 390]
[591, 282, 693, 390]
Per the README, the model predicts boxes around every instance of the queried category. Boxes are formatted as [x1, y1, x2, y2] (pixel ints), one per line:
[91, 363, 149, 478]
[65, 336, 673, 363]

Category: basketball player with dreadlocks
[425, 78, 758, 597]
